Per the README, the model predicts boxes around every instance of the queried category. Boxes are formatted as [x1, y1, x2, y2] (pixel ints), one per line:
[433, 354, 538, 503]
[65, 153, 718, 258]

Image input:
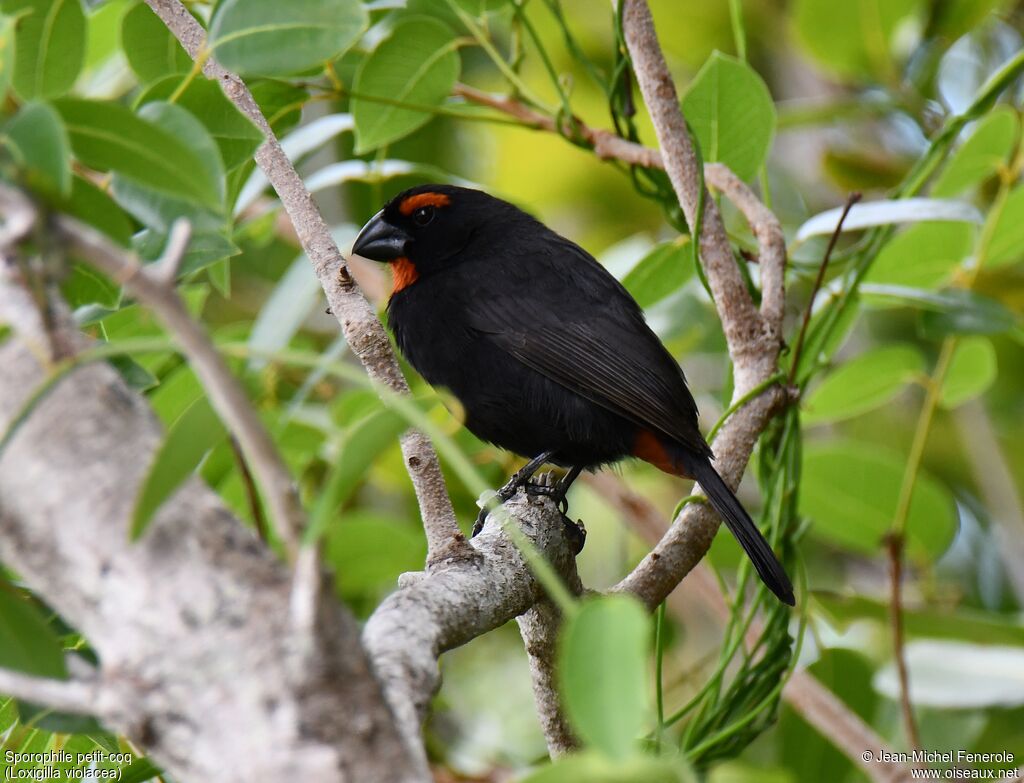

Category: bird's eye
[411, 206, 435, 227]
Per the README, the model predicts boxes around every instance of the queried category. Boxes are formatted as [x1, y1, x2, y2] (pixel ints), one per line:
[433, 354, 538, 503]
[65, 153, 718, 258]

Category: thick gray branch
[0, 263, 424, 782]
[363, 497, 581, 749]
[143, 0, 470, 564]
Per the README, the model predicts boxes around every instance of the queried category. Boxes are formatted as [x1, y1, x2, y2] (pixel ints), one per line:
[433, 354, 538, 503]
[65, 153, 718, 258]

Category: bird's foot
[525, 471, 570, 514]
[472, 473, 526, 536]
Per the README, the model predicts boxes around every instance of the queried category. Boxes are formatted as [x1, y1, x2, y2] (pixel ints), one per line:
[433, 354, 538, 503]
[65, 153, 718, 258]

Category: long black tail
[691, 459, 795, 606]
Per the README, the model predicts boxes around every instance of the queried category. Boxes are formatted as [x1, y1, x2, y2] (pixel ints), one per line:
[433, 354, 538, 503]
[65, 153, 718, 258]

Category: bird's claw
[525, 472, 570, 514]
[562, 514, 586, 554]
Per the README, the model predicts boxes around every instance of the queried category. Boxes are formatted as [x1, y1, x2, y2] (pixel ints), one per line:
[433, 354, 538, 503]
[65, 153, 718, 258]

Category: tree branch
[144, 0, 471, 565]
[43, 201, 305, 558]
[0, 668, 101, 716]
[516, 600, 581, 756]
[0, 256, 425, 782]
[363, 497, 581, 756]
[607, 0, 786, 609]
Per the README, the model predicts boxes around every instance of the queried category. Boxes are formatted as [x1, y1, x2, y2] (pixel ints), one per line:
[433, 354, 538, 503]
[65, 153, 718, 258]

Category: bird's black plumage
[352, 184, 794, 605]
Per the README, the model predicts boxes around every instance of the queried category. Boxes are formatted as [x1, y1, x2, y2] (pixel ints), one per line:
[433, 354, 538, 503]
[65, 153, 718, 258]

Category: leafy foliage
[1, 0, 1022, 780]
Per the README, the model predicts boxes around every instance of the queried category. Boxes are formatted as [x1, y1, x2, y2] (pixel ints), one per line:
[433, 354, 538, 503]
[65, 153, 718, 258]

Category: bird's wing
[466, 243, 710, 458]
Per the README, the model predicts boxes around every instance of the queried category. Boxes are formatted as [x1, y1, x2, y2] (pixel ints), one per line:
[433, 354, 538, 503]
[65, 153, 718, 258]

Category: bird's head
[351, 184, 522, 286]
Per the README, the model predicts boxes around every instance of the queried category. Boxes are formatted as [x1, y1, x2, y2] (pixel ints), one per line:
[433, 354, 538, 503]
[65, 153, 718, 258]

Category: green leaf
[352, 16, 461, 153]
[109, 354, 159, 391]
[792, 294, 860, 382]
[207, 257, 230, 296]
[324, 512, 426, 601]
[799, 440, 957, 561]
[520, 752, 693, 783]
[792, 0, 923, 80]
[307, 407, 408, 542]
[54, 97, 222, 209]
[3, 99, 71, 196]
[796, 199, 982, 242]
[803, 345, 924, 425]
[0, 15, 18, 101]
[250, 79, 307, 137]
[61, 263, 119, 309]
[133, 227, 240, 277]
[560, 595, 651, 760]
[814, 592, 1024, 646]
[860, 284, 1019, 336]
[138, 100, 225, 202]
[939, 337, 997, 409]
[108, 100, 226, 241]
[865, 222, 974, 289]
[930, 0, 1012, 40]
[209, 0, 366, 76]
[933, 107, 1019, 197]
[986, 184, 1024, 268]
[248, 256, 322, 364]
[120, 1, 191, 83]
[2, 0, 86, 98]
[135, 76, 263, 171]
[131, 395, 228, 539]
[681, 51, 775, 181]
[0, 579, 66, 678]
[117, 758, 164, 783]
[621, 239, 693, 309]
[60, 174, 133, 246]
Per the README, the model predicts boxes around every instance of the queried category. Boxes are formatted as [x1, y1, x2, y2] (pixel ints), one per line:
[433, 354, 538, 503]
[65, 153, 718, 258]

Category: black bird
[352, 184, 794, 605]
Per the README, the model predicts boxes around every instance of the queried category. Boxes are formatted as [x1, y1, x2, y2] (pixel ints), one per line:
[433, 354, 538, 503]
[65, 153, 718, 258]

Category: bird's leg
[472, 450, 555, 535]
[523, 466, 587, 553]
[525, 464, 584, 514]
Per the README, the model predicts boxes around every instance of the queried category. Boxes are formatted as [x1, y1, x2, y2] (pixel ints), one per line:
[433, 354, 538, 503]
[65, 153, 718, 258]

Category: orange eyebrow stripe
[399, 192, 450, 215]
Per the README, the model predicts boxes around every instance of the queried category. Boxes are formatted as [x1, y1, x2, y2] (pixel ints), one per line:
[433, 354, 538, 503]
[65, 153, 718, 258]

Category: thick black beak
[352, 210, 410, 262]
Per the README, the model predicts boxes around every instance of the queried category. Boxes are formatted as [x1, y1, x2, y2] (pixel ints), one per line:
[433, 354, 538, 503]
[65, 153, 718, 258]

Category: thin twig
[145, 0, 471, 565]
[0, 667, 101, 716]
[149, 218, 192, 286]
[885, 532, 922, 752]
[50, 209, 305, 558]
[228, 436, 269, 543]
[787, 192, 862, 385]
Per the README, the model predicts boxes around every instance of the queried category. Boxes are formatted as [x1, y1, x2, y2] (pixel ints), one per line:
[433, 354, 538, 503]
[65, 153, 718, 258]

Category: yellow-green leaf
[131, 396, 228, 539]
[209, 0, 366, 77]
[2, 0, 85, 99]
[560, 595, 651, 760]
[804, 345, 924, 425]
[681, 51, 775, 181]
[939, 337, 997, 409]
[352, 16, 460, 153]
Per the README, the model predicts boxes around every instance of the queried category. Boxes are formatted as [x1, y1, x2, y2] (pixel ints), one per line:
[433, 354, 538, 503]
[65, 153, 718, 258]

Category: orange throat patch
[391, 256, 419, 294]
